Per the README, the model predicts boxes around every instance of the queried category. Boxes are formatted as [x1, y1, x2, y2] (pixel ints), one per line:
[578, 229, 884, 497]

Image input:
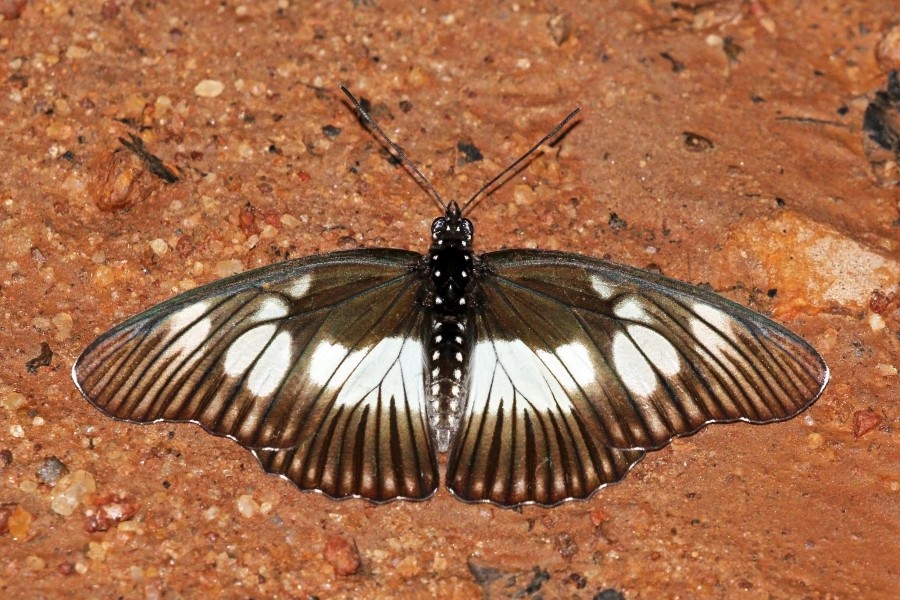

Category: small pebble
[50, 470, 97, 516]
[8, 505, 33, 540]
[1, 390, 26, 410]
[324, 534, 361, 576]
[874, 363, 898, 377]
[194, 79, 225, 98]
[213, 259, 244, 278]
[876, 24, 900, 72]
[547, 12, 572, 46]
[52, 312, 73, 341]
[37, 456, 69, 486]
[150, 238, 169, 256]
[852, 409, 882, 438]
[236, 494, 259, 518]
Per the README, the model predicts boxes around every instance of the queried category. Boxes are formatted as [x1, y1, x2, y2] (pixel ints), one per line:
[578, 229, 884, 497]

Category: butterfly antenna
[340, 85, 446, 211]
[460, 107, 581, 214]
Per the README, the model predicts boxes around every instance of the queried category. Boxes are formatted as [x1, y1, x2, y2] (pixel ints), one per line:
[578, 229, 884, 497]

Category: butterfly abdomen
[425, 314, 471, 452]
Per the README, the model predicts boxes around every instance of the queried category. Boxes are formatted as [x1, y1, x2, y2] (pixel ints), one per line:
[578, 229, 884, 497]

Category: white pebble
[194, 79, 225, 98]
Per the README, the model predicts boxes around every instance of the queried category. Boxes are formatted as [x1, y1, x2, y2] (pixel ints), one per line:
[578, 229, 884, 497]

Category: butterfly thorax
[424, 201, 475, 453]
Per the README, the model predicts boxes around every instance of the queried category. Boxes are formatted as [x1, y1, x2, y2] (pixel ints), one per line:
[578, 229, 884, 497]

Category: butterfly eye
[431, 217, 446, 237]
[461, 219, 474, 240]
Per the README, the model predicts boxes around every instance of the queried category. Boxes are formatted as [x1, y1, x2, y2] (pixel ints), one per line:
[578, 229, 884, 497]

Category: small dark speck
[267, 144, 279, 153]
[659, 51, 685, 73]
[457, 141, 483, 164]
[836, 105, 849, 116]
[467, 559, 503, 585]
[167, 430, 176, 439]
[767, 288, 778, 298]
[813, 69, 825, 77]
[608, 212, 627, 231]
[25, 342, 53, 373]
[322, 124, 342, 138]
[0, 449, 12, 468]
[519, 567, 550, 595]
[61, 150, 75, 162]
[722, 36, 742, 63]
[775, 197, 786, 207]
[683, 131, 715, 152]
[594, 589, 626, 600]
[398, 100, 413, 113]
[568, 573, 588, 589]
[162, 480, 171, 489]
[337, 235, 358, 249]
[751, 94, 766, 103]
[242, 113, 256, 124]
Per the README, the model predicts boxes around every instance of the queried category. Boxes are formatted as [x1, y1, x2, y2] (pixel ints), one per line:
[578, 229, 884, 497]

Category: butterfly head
[431, 201, 474, 247]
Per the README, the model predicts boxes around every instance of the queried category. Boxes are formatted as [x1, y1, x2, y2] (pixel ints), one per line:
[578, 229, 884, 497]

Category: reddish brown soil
[1, 1, 898, 598]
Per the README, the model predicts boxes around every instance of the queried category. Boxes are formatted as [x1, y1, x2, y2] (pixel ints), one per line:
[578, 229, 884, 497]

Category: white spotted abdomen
[424, 314, 471, 453]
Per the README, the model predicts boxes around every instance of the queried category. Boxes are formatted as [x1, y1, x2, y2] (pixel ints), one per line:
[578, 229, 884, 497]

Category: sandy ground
[1, 1, 898, 598]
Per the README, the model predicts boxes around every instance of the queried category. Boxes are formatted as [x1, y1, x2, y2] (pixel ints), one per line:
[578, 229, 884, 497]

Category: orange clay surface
[1, 1, 898, 598]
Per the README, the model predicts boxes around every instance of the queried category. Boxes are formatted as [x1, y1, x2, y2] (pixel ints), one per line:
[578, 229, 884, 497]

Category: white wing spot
[246, 330, 293, 396]
[435, 335, 443, 343]
[165, 302, 214, 355]
[333, 337, 423, 410]
[690, 302, 736, 361]
[612, 331, 658, 397]
[692, 302, 734, 333]
[628, 325, 680, 376]
[537, 342, 596, 388]
[224, 324, 278, 376]
[168, 317, 213, 356]
[455, 352, 463, 362]
[469, 339, 577, 414]
[591, 275, 617, 299]
[308, 341, 365, 387]
[283, 274, 312, 299]
[254, 296, 289, 321]
[167, 302, 210, 332]
[614, 297, 651, 323]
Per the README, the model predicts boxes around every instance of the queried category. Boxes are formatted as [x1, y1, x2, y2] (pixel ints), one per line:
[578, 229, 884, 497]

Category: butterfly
[73, 87, 829, 507]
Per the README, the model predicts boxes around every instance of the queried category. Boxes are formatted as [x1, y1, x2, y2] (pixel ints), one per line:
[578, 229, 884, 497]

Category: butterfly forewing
[74, 249, 440, 502]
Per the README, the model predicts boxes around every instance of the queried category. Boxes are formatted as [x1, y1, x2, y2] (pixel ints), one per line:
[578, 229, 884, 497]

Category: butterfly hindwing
[445, 249, 827, 505]
[73, 249, 440, 502]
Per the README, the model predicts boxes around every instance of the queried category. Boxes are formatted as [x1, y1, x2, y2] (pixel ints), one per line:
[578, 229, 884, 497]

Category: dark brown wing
[73, 249, 438, 502]
[445, 249, 827, 506]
